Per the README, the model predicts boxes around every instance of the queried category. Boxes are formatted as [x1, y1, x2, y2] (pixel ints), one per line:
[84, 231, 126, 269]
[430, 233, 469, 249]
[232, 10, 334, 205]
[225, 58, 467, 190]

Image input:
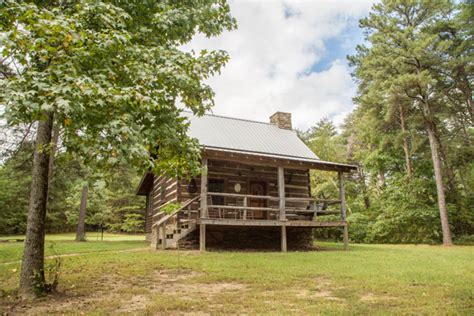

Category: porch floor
[197, 219, 347, 228]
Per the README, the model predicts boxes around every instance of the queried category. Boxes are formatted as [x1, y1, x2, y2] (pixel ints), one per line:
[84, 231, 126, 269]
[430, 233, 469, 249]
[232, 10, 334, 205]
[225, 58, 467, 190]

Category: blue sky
[187, 1, 374, 129]
[310, 18, 363, 73]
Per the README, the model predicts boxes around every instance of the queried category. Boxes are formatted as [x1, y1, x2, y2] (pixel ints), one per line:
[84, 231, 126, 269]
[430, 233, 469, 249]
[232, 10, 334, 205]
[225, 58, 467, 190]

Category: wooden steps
[157, 220, 197, 249]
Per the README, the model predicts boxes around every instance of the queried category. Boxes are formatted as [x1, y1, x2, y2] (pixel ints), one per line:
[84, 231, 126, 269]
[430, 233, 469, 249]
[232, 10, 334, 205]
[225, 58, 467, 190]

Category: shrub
[121, 214, 144, 233]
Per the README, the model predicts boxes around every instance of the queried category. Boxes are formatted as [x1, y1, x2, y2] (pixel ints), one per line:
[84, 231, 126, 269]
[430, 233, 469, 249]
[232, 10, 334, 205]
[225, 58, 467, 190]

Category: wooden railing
[152, 195, 200, 249]
[206, 192, 345, 221]
[284, 197, 343, 221]
[152, 195, 200, 229]
[207, 192, 278, 220]
[152, 192, 345, 234]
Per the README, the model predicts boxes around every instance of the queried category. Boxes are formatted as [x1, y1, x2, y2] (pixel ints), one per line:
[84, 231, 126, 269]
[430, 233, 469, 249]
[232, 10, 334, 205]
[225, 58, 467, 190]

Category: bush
[347, 213, 371, 243]
[368, 177, 442, 243]
[455, 235, 474, 245]
[121, 214, 144, 233]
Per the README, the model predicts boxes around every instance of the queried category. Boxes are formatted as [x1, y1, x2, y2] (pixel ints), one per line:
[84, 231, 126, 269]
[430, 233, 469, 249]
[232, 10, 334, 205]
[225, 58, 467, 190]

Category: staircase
[151, 196, 200, 249]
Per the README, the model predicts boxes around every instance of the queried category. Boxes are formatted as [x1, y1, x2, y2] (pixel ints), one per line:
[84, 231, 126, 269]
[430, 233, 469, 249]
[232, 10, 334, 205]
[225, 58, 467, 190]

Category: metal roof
[183, 112, 320, 161]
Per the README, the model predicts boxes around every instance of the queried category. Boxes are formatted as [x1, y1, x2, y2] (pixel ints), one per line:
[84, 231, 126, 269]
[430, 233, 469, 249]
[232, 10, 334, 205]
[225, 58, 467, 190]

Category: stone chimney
[270, 112, 292, 130]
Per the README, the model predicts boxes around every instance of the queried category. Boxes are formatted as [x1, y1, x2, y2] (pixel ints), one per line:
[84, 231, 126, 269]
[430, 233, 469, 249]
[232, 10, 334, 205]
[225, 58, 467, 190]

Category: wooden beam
[338, 171, 349, 250]
[278, 166, 285, 221]
[200, 158, 208, 219]
[161, 224, 166, 250]
[281, 225, 287, 252]
[208, 192, 279, 200]
[199, 219, 283, 226]
[199, 224, 206, 251]
[154, 226, 159, 250]
[243, 196, 247, 220]
[197, 218, 347, 227]
[203, 148, 356, 172]
[208, 205, 278, 211]
[285, 221, 347, 227]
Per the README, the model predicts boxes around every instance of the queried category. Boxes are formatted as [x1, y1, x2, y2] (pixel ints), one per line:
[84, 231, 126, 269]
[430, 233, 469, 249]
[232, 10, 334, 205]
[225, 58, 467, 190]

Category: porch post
[278, 166, 287, 252]
[200, 158, 208, 252]
[161, 224, 166, 250]
[338, 171, 349, 250]
[200, 224, 206, 252]
[281, 226, 287, 252]
[278, 166, 285, 220]
[200, 158, 208, 219]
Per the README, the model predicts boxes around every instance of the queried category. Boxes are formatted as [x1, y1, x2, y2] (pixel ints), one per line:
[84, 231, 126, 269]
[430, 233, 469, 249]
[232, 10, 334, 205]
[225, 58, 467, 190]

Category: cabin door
[249, 181, 267, 219]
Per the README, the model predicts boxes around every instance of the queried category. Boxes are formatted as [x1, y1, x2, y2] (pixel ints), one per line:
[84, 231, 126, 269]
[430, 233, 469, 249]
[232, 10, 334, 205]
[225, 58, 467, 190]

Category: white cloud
[185, 0, 374, 130]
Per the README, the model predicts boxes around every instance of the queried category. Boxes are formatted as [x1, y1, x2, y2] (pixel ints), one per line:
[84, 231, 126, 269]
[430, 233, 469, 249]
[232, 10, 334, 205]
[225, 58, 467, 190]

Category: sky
[186, 0, 375, 130]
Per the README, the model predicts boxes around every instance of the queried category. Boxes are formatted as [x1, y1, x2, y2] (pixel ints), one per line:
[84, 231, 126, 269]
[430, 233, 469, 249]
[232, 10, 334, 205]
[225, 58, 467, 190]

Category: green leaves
[344, 0, 474, 243]
[0, 0, 236, 176]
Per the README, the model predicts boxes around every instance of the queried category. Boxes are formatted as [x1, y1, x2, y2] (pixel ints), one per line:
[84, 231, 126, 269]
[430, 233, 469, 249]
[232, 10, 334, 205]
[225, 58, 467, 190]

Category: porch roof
[204, 148, 357, 172]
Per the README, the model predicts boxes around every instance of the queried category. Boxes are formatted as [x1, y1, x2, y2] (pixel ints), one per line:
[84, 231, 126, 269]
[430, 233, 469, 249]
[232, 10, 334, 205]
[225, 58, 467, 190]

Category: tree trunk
[19, 112, 54, 299]
[457, 65, 474, 126]
[399, 105, 413, 178]
[425, 117, 453, 246]
[433, 123, 457, 198]
[75, 185, 88, 241]
[357, 166, 371, 209]
[46, 124, 60, 198]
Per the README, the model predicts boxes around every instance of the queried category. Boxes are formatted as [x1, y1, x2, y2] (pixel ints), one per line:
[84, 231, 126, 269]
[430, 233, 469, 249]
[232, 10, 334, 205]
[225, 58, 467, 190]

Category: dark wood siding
[145, 175, 178, 235]
[177, 159, 310, 210]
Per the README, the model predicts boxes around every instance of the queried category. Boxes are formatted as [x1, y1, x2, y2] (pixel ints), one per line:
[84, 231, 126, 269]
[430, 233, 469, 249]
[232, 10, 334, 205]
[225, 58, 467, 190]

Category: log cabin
[136, 111, 357, 251]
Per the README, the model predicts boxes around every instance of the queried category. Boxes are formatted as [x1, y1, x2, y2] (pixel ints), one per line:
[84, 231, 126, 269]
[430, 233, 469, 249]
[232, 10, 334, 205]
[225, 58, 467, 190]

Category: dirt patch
[360, 292, 395, 302]
[116, 294, 149, 313]
[10, 268, 247, 314]
[297, 289, 342, 301]
[153, 268, 203, 282]
[295, 277, 343, 301]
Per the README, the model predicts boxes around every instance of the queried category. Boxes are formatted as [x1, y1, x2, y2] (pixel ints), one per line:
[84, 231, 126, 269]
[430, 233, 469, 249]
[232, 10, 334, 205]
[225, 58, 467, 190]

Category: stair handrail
[152, 195, 200, 229]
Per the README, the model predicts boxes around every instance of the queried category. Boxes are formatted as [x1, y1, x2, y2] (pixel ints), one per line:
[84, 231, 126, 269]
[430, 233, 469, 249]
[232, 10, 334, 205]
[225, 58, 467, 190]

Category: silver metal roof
[183, 112, 320, 161]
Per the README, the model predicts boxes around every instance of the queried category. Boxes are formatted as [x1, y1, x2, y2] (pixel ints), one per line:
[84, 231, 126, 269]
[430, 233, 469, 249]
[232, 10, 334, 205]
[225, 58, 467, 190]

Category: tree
[349, 1, 462, 245]
[75, 184, 88, 241]
[0, 0, 236, 298]
[0, 142, 33, 235]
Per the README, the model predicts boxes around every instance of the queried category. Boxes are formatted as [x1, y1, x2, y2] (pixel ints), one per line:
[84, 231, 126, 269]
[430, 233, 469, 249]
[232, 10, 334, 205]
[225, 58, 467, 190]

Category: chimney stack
[270, 112, 292, 130]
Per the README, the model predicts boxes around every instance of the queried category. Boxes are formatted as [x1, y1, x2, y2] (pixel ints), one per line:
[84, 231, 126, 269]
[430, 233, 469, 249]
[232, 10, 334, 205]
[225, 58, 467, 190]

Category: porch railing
[152, 195, 200, 249]
[205, 192, 345, 222]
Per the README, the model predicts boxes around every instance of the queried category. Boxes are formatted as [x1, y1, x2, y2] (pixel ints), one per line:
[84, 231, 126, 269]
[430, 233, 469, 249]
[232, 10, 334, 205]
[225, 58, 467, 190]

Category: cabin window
[208, 179, 225, 206]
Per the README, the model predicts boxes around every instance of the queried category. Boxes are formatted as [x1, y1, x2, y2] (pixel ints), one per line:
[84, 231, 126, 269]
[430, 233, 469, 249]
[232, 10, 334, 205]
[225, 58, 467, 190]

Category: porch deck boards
[197, 218, 347, 227]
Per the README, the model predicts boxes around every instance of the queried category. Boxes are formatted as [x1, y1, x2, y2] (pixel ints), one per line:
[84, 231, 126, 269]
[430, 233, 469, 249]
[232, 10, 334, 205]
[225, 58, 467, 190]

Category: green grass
[0, 232, 146, 264]
[0, 232, 146, 241]
[1, 238, 473, 314]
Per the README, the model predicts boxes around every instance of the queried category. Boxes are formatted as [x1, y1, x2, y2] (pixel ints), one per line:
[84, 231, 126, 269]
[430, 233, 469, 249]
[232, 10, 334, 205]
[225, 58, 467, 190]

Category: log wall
[178, 159, 311, 210]
[146, 158, 313, 248]
[145, 175, 178, 237]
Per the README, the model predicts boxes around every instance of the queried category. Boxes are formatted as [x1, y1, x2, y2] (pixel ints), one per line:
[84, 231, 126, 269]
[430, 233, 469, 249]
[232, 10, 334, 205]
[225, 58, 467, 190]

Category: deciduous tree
[0, 0, 236, 298]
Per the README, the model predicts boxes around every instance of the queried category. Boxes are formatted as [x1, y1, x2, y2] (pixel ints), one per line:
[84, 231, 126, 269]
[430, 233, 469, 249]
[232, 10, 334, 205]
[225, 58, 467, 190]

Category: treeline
[0, 142, 144, 236]
[301, 1, 473, 244]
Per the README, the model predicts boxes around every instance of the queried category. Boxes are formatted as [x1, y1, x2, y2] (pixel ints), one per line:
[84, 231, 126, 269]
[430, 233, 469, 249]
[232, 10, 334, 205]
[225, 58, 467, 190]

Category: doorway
[248, 181, 267, 219]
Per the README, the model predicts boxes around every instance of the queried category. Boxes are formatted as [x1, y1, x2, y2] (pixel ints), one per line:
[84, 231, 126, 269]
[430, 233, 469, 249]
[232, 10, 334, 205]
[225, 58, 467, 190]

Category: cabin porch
[149, 149, 355, 252]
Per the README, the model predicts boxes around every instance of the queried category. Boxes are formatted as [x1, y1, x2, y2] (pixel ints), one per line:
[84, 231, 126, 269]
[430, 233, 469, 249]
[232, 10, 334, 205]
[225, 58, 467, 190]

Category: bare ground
[7, 269, 248, 315]
[4, 266, 403, 315]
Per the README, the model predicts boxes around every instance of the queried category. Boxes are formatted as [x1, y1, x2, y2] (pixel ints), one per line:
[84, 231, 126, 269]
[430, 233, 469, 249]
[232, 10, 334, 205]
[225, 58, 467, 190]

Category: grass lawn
[1, 237, 473, 315]
[0, 232, 146, 264]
